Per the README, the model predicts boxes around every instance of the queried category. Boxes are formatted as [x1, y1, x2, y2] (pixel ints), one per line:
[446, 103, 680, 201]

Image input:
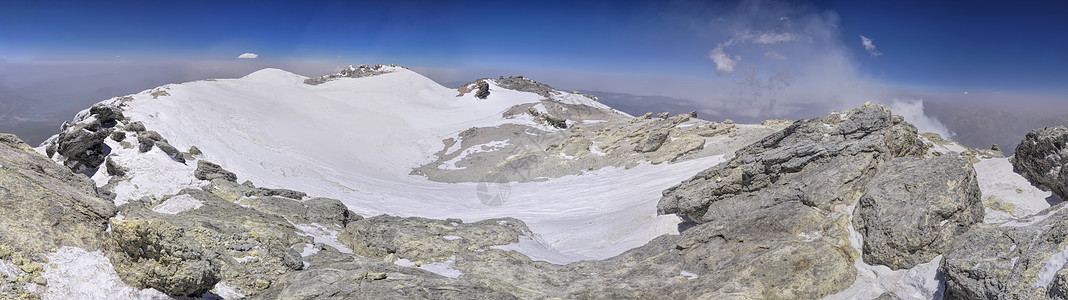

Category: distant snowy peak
[303, 64, 408, 85]
[458, 76, 617, 113]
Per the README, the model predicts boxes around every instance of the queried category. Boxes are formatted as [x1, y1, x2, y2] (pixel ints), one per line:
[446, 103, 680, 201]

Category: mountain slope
[40, 65, 777, 263]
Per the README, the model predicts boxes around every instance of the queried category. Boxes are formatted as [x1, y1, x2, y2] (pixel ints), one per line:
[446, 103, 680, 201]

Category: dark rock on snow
[1012, 125, 1068, 200]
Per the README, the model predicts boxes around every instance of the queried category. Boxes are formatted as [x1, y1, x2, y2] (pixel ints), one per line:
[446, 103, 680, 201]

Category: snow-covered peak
[241, 68, 308, 83]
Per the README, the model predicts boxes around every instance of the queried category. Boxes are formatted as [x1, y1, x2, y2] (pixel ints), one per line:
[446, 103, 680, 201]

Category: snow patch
[589, 144, 607, 156]
[680, 270, 699, 280]
[151, 194, 204, 214]
[975, 157, 1059, 222]
[43, 246, 169, 299]
[1032, 245, 1068, 289]
[492, 233, 590, 265]
[417, 256, 462, 278]
[442, 235, 463, 241]
[797, 232, 821, 242]
[213, 282, 245, 299]
[300, 244, 320, 257]
[293, 223, 351, 254]
[394, 258, 417, 267]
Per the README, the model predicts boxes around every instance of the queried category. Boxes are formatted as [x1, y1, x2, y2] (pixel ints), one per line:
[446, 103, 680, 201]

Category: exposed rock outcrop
[853, 156, 984, 270]
[110, 219, 221, 296]
[0, 133, 117, 297]
[0, 134, 116, 255]
[326, 207, 855, 299]
[941, 205, 1068, 299]
[338, 216, 528, 264]
[658, 102, 927, 223]
[261, 248, 517, 300]
[1012, 126, 1068, 200]
[113, 188, 313, 297]
[414, 101, 775, 183]
[48, 120, 113, 173]
[303, 64, 401, 85]
[194, 160, 237, 182]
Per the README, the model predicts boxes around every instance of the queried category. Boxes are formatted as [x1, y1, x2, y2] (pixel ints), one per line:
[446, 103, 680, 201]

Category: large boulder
[50, 121, 113, 172]
[853, 156, 984, 269]
[0, 133, 116, 255]
[109, 219, 221, 296]
[941, 205, 1068, 299]
[1012, 126, 1068, 200]
[194, 160, 237, 182]
[115, 188, 310, 297]
[0, 133, 116, 296]
[659, 102, 927, 223]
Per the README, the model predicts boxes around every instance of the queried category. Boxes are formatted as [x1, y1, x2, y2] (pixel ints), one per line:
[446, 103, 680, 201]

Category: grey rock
[941, 205, 1068, 299]
[495, 76, 556, 99]
[236, 196, 360, 227]
[659, 102, 927, 223]
[0, 133, 116, 255]
[116, 188, 308, 297]
[154, 140, 185, 163]
[105, 156, 127, 177]
[474, 81, 490, 99]
[89, 104, 125, 125]
[304, 64, 399, 85]
[53, 121, 113, 172]
[194, 160, 237, 182]
[635, 128, 670, 152]
[853, 156, 983, 269]
[125, 121, 146, 132]
[188, 145, 202, 155]
[1012, 126, 1068, 200]
[332, 207, 855, 299]
[109, 219, 221, 296]
[110, 130, 126, 142]
[304, 197, 360, 226]
[248, 188, 306, 200]
[338, 215, 527, 263]
[260, 248, 517, 300]
[876, 292, 902, 300]
[137, 130, 165, 153]
[414, 101, 774, 183]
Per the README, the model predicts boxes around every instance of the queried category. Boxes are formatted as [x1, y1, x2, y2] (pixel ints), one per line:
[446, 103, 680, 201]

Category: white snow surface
[42, 247, 169, 300]
[113, 68, 696, 262]
[292, 223, 351, 254]
[151, 194, 204, 214]
[1033, 244, 1068, 289]
[974, 157, 1062, 223]
[416, 255, 463, 278]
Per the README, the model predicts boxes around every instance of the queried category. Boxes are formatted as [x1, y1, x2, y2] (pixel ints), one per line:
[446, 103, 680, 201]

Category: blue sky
[1, 0, 1066, 120]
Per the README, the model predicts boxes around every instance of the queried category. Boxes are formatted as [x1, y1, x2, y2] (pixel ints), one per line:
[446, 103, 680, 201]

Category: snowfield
[108, 67, 702, 262]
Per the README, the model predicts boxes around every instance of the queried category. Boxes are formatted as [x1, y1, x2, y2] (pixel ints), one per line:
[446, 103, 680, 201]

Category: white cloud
[889, 99, 952, 138]
[963, 91, 969, 95]
[707, 46, 740, 74]
[237, 53, 259, 59]
[764, 51, 787, 60]
[860, 35, 882, 56]
[752, 32, 796, 44]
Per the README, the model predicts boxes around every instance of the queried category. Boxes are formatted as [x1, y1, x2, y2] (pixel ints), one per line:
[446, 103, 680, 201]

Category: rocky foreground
[2, 67, 1068, 299]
